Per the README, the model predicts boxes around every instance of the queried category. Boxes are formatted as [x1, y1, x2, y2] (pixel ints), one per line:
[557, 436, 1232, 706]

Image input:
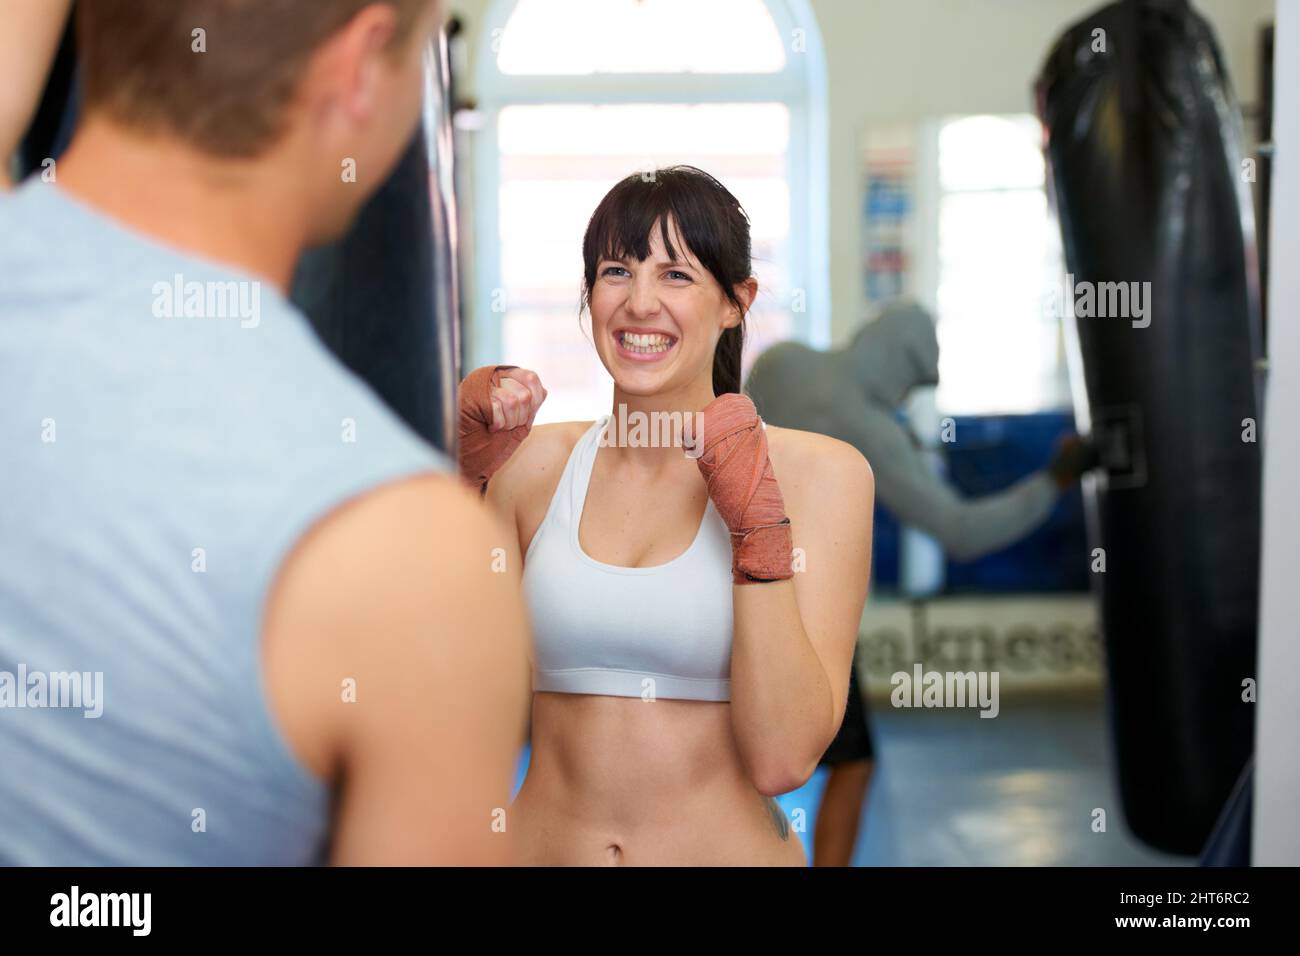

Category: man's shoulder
[261, 469, 516, 780]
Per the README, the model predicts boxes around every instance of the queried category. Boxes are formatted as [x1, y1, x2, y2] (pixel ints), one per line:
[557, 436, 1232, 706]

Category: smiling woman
[582, 166, 756, 395]
[456, 162, 874, 866]
[471, 0, 829, 422]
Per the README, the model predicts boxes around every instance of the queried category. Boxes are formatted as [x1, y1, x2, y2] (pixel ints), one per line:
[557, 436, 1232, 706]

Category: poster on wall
[862, 125, 916, 305]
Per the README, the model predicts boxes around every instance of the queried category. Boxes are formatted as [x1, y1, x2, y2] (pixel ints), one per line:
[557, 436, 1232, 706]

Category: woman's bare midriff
[512, 692, 806, 866]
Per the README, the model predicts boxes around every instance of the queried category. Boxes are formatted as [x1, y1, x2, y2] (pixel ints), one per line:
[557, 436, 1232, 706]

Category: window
[933, 114, 1070, 415]
[472, 0, 828, 423]
[496, 0, 787, 75]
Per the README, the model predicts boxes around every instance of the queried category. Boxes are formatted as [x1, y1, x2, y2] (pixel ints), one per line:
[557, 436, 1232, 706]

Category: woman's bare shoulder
[521, 420, 595, 463]
[490, 420, 596, 500]
[765, 424, 875, 500]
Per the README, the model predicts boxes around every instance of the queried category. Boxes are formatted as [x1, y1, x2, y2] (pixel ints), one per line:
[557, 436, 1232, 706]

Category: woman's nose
[626, 276, 661, 319]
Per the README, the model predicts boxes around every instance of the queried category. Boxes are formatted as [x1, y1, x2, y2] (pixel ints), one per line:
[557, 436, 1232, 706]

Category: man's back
[744, 340, 843, 430]
[0, 180, 446, 864]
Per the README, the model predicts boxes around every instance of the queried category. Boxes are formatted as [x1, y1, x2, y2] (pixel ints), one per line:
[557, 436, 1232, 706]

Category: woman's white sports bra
[521, 416, 735, 702]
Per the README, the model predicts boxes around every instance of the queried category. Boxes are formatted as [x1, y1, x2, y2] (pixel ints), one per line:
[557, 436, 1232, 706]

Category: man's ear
[305, 3, 400, 126]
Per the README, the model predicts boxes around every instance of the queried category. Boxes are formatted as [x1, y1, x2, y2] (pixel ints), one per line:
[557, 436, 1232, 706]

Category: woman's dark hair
[581, 166, 753, 395]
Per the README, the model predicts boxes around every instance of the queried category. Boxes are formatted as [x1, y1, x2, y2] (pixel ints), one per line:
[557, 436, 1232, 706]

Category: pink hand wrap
[692, 393, 793, 585]
[458, 365, 531, 493]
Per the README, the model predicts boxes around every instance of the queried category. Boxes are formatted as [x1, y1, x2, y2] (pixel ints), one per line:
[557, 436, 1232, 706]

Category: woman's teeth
[620, 332, 675, 354]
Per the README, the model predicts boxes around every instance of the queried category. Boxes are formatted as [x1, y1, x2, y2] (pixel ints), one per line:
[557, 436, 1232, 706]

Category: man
[0, 1, 530, 865]
[746, 300, 1092, 866]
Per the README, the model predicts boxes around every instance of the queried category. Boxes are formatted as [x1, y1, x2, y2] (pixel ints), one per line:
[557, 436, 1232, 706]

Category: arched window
[471, 0, 828, 422]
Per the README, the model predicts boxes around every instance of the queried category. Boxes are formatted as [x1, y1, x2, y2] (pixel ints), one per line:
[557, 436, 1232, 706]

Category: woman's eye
[666, 271, 691, 282]
[602, 266, 629, 278]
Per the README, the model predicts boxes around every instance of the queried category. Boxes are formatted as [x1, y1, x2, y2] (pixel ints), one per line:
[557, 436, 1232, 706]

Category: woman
[459, 166, 874, 866]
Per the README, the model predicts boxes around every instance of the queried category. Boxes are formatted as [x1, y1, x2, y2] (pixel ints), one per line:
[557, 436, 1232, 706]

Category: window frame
[469, 0, 831, 370]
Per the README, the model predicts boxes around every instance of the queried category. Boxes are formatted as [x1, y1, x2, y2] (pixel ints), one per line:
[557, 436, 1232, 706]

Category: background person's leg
[814, 758, 874, 868]
[813, 652, 875, 867]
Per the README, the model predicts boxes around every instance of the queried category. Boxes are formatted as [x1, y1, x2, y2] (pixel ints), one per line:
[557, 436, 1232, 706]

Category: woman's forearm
[0, 0, 73, 189]
[729, 579, 835, 795]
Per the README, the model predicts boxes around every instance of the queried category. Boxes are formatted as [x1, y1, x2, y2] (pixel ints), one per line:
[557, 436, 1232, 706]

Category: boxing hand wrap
[458, 365, 531, 494]
[691, 393, 793, 585]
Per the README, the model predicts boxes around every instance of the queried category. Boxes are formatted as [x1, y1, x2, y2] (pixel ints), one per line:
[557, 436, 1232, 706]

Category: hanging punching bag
[1036, 0, 1263, 854]
[292, 31, 462, 457]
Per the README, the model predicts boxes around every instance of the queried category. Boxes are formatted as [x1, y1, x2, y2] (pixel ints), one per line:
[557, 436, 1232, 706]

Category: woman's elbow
[751, 754, 819, 797]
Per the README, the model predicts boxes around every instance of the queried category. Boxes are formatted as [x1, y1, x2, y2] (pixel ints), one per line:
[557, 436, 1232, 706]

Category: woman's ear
[725, 277, 759, 328]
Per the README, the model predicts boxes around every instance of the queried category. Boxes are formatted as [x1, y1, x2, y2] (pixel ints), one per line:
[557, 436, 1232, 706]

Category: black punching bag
[1036, 0, 1263, 854]
[292, 32, 462, 457]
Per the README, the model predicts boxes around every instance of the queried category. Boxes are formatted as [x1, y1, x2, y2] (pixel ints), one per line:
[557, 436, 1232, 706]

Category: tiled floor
[776, 687, 1193, 866]
[512, 687, 1193, 866]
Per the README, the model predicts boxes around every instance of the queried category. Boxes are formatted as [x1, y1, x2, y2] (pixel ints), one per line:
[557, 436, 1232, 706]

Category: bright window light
[497, 0, 787, 75]
[935, 114, 1069, 415]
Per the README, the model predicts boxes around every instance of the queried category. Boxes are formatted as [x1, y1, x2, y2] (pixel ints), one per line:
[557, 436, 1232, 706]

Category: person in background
[0, 0, 530, 865]
[745, 299, 1094, 866]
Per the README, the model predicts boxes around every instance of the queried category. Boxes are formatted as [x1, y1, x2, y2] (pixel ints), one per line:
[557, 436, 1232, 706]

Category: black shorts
[818, 650, 874, 766]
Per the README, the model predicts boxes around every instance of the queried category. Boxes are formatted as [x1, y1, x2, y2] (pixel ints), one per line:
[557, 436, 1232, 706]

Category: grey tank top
[0, 180, 447, 864]
[522, 416, 735, 702]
